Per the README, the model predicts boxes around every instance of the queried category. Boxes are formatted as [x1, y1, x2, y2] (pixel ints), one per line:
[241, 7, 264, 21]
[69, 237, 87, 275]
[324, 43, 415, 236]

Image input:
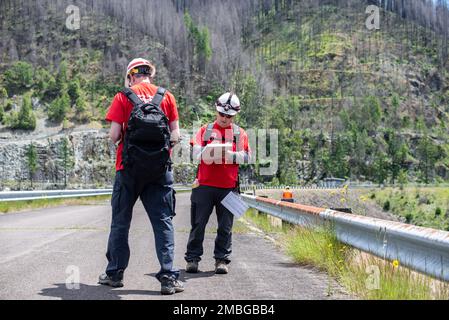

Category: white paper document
[221, 191, 250, 219]
[200, 143, 233, 162]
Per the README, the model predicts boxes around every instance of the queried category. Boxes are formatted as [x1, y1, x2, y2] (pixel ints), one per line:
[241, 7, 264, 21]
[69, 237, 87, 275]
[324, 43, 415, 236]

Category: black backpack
[121, 87, 171, 183]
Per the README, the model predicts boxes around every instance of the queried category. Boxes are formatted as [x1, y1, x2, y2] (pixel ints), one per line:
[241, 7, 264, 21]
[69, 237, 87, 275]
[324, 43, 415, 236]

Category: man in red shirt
[185, 92, 251, 275]
[99, 58, 184, 295]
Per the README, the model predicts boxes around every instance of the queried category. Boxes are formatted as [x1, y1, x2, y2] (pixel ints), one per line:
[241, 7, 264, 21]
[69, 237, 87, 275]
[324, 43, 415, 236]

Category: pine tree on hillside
[26, 142, 38, 188]
[60, 137, 75, 189]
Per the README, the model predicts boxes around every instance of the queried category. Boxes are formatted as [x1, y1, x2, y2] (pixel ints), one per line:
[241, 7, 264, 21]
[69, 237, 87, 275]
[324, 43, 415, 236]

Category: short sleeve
[105, 92, 127, 124]
[165, 92, 179, 123]
[192, 126, 206, 146]
[241, 129, 251, 154]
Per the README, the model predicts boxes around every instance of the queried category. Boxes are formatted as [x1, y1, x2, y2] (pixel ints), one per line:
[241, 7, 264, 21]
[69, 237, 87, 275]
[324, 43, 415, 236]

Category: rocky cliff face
[0, 129, 198, 190]
[0, 130, 115, 190]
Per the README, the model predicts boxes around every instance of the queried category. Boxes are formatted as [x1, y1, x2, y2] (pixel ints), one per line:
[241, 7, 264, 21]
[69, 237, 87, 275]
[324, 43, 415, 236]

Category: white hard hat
[124, 58, 156, 87]
[215, 92, 241, 116]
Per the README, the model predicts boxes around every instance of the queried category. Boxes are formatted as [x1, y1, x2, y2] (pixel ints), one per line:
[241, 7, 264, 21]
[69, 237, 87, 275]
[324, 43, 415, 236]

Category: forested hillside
[0, 0, 448, 186]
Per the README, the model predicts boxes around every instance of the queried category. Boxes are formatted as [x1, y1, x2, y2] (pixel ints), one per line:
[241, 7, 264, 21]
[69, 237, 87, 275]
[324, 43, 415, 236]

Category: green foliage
[3, 61, 34, 96]
[384, 128, 409, 183]
[48, 90, 70, 123]
[56, 61, 68, 89]
[324, 134, 350, 179]
[374, 187, 449, 230]
[341, 96, 382, 134]
[383, 199, 391, 211]
[197, 28, 212, 61]
[75, 92, 89, 122]
[34, 68, 56, 100]
[232, 72, 264, 127]
[60, 137, 75, 188]
[373, 152, 389, 185]
[416, 135, 442, 184]
[9, 94, 36, 130]
[184, 12, 213, 71]
[308, 33, 351, 60]
[26, 142, 38, 187]
[68, 78, 82, 104]
[391, 94, 400, 110]
[0, 87, 7, 99]
[398, 169, 408, 189]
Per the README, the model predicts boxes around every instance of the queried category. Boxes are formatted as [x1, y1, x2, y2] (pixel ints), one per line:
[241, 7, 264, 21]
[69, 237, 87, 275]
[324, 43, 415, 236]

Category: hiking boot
[160, 275, 185, 295]
[215, 260, 229, 274]
[98, 271, 124, 288]
[186, 260, 199, 273]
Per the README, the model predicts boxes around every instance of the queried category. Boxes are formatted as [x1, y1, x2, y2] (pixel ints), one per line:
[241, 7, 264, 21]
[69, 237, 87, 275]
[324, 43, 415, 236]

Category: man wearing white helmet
[99, 58, 183, 295]
[185, 92, 251, 275]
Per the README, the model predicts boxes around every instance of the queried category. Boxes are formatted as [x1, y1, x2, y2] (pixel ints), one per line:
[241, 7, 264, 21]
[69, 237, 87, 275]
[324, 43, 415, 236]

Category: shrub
[9, 94, 36, 130]
[3, 61, 34, 95]
[383, 200, 391, 211]
[405, 213, 413, 223]
[48, 91, 70, 123]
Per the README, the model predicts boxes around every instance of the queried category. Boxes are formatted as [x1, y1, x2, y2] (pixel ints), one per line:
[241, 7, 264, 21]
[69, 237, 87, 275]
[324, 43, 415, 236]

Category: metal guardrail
[0, 189, 113, 202]
[241, 194, 449, 282]
[0, 186, 192, 202]
[240, 183, 449, 191]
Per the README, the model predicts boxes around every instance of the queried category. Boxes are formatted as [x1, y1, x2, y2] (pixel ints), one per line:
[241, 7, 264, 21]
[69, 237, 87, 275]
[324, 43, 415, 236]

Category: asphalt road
[0, 192, 349, 300]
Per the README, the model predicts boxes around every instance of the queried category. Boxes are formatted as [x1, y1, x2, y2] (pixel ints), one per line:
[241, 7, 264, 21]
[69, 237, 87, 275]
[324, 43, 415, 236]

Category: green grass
[367, 187, 449, 230]
[0, 195, 111, 214]
[245, 208, 288, 233]
[340, 253, 449, 300]
[244, 209, 449, 300]
[232, 219, 252, 234]
[283, 225, 349, 277]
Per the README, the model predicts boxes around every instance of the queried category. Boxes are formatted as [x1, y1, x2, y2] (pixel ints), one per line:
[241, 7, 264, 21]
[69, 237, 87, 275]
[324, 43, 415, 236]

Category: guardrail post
[268, 214, 283, 228]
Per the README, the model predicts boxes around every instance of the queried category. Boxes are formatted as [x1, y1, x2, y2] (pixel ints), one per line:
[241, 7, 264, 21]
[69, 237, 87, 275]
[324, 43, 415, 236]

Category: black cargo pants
[185, 185, 235, 264]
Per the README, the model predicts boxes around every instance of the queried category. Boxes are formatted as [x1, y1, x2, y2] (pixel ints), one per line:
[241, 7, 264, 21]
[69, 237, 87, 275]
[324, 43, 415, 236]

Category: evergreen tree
[11, 94, 36, 130]
[373, 152, 390, 186]
[184, 12, 213, 72]
[60, 137, 74, 188]
[0, 87, 7, 99]
[68, 78, 82, 105]
[0, 87, 6, 123]
[26, 142, 38, 188]
[4, 61, 33, 96]
[398, 169, 408, 190]
[416, 135, 440, 184]
[48, 90, 70, 123]
[35, 68, 57, 100]
[75, 92, 88, 122]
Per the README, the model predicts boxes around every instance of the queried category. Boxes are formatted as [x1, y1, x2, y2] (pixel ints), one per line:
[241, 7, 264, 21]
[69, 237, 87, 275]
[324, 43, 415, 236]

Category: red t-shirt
[193, 122, 250, 189]
[105, 82, 179, 171]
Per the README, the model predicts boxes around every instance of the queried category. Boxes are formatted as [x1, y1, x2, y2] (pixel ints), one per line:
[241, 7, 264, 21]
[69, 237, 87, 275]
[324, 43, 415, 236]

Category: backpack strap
[233, 124, 241, 151]
[121, 87, 167, 110]
[149, 87, 167, 109]
[121, 88, 144, 108]
[232, 124, 242, 192]
[202, 123, 215, 147]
